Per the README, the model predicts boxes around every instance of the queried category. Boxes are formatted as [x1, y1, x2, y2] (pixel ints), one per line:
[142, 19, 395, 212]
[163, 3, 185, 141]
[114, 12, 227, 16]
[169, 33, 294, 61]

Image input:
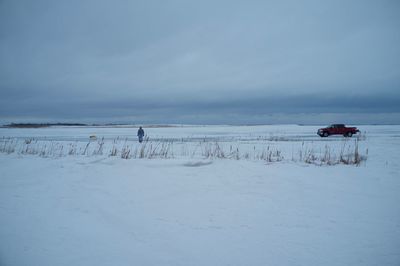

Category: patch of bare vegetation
[0, 136, 367, 166]
[295, 139, 367, 166]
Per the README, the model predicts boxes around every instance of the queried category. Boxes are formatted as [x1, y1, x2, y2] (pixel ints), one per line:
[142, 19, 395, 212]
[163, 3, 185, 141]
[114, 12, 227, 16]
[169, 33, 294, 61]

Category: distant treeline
[3, 123, 88, 128]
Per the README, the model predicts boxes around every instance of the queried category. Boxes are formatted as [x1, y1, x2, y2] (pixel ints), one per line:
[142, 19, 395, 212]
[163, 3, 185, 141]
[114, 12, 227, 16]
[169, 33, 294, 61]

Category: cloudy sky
[0, 0, 399, 124]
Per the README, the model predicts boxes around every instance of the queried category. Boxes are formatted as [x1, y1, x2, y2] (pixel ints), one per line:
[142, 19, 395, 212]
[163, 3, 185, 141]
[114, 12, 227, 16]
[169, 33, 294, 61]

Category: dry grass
[296, 139, 367, 166]
[0, 136, 367, 166]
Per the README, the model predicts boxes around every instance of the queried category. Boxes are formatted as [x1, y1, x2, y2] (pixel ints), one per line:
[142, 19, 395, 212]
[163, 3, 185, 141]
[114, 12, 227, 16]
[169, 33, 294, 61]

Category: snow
[0, 125, 399, 266]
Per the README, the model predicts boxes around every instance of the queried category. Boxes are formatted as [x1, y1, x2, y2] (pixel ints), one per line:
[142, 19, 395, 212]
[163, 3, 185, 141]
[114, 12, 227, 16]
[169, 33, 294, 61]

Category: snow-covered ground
[0, 125, 399, 266]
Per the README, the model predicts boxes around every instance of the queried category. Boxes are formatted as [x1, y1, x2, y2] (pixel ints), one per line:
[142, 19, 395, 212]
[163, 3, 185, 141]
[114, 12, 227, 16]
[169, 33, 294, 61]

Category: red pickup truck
[317, 124, 360, 137]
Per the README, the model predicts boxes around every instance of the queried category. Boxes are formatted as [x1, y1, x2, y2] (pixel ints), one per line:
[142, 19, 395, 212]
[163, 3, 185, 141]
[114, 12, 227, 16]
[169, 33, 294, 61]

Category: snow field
[0, 125, 399, 266]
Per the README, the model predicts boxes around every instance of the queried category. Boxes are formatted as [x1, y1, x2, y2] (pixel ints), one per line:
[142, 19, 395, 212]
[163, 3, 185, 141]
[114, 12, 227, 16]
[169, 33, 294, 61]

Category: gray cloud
[1, 0, 400, 124]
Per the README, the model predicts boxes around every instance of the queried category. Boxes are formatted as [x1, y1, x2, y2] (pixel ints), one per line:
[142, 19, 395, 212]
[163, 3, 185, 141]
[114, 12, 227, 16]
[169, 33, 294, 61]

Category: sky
[0, 0, 399, 125]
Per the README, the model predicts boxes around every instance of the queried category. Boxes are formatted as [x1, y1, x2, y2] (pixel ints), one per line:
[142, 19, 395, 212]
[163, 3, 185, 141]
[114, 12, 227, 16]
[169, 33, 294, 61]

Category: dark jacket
[137, 128, 144, 137]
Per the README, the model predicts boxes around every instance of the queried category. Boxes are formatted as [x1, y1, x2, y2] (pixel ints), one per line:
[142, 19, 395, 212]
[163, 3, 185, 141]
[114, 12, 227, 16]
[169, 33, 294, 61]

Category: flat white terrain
[0, 125, 399, 266]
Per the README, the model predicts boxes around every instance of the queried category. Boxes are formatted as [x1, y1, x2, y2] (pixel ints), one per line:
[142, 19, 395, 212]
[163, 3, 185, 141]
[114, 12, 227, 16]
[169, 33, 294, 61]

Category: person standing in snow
[137, 126, 145, 143]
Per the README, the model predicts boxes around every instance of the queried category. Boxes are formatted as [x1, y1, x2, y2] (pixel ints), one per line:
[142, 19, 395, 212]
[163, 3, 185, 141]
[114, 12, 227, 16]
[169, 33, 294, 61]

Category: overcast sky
[1, 0, 399, 124]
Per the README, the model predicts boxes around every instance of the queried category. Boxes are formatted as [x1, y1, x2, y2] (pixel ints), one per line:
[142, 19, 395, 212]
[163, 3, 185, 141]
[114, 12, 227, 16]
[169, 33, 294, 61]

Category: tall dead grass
[0, 136, 367, 166]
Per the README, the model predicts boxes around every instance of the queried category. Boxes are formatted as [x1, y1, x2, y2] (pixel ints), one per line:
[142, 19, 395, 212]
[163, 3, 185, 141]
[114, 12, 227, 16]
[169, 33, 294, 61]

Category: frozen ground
[0, 125, 399, 266]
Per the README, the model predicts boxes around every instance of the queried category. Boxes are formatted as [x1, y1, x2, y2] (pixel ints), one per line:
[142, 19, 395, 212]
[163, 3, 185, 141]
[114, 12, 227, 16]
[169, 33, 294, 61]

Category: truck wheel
[323, 132, 329, 137]
[347, 132, 353, 137]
